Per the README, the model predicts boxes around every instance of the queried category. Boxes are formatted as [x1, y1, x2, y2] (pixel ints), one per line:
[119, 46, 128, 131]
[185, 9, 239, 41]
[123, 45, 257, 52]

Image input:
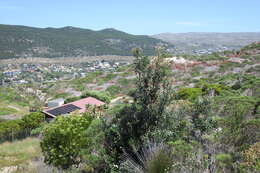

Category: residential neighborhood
[0, 59, 130, 85]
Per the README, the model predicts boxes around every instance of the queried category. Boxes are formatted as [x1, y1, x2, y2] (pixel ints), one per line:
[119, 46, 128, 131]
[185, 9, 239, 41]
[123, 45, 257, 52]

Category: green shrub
[64, 96, 80, 104]
[0, 119, 23, 136]
[106, 104, 128, 115]
[21, 112, 45, 129]
[118, 78, 130, 86]
[72, 71, 103, 90]
[103, 73, 117, 81]
[176, 88, 202, 100]
[106, 85, 121, 96]
[120, 143, 174, 173]
[0, 112, 44, 142]
[81, 119, 109, 172]
[81, 90, 111, 103]
[240, 142, 260, 171]
[41, 114, 93, 169]
[196, 81, 229, 96]
[215, 153, 233, 171]
[168, 140, 198, 161]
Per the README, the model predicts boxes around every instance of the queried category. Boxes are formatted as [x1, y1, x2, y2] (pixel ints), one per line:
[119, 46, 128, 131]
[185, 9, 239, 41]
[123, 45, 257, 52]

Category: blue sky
[1, 0, 260, 35]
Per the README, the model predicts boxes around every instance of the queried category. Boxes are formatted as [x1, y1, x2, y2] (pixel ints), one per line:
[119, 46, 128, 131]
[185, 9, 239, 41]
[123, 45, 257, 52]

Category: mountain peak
[101, 28, 117, 31]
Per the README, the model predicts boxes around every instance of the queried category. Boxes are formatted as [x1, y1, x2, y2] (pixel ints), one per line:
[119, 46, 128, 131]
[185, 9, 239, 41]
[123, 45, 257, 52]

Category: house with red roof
[43, 97, 105, 120]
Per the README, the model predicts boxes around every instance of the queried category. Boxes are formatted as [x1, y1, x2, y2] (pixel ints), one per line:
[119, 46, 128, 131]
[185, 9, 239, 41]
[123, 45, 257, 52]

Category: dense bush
[41, 114, 93, 169]
[240, 142, 260, 171]
[81, 90, 112, 103]
[176, 88, 202, 100]
[21, 112, 45, 129]
[64, 96, 80, 104]
[176, 82, 231, 101]
[104, 49, 173, 171]
[0, 119, 23, 138]
[0, 112, 44, 143]
[81, 118, 110, 172]
[106, 85, 122, 96]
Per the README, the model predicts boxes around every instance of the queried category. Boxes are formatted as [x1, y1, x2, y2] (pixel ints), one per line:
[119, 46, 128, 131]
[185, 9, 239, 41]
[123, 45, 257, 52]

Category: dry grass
[0, 137, 41, 168]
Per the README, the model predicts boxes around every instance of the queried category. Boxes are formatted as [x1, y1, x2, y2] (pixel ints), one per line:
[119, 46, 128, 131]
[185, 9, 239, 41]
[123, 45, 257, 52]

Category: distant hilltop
[152, 32, 260, 54]
[0, 24, 169, 59]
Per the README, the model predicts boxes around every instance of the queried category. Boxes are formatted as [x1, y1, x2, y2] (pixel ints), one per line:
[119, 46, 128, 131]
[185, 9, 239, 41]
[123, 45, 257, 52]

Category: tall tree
[104, 48, 173, 169]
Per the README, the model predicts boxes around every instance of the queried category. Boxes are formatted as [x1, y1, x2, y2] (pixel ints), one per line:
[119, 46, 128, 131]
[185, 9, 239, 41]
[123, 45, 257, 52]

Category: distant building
[3, 70, 21, 78]
[43, 97, 105, 121]
[47, 98, 65, 108]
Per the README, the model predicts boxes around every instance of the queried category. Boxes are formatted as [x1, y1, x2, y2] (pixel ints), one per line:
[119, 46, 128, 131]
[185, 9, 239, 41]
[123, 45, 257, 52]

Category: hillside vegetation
[0, 24, 170, 59]
[0, 43, 259, 173]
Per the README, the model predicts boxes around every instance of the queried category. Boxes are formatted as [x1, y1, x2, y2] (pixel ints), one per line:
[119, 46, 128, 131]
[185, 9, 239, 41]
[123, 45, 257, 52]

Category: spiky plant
[119, 143, 174, 173]
[119, 142, 211, 173]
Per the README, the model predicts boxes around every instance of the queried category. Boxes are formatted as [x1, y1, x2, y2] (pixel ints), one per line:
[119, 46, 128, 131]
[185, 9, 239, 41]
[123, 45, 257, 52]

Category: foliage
[0, 119, 23, 138]
[106, 104, 130, 116]
[0, 112, 44, 143]
[40, 114, 93, 169]
[102, 73, 117, 82]
[120, 143, 174, 173]
[81, 119, 110, 172]
[240, 142, 260, 171]
[168, 140, 199, 162]
[81, 90, 112, 103]
[215, 154, 233, 171]
[196, 81, 229, 96]
[176, 88, 202, 100]
[72, 71, 103, 90]
[216, 96, 257, 151]
[176, 81, 232, 101]
[106, 85, 122, 96]
[65, 96, 80, 104]
[20, 112, 45, 129]
[238, 119, 260, 149]
[104, 49, 173, 171]
[118, 78, 131, 86]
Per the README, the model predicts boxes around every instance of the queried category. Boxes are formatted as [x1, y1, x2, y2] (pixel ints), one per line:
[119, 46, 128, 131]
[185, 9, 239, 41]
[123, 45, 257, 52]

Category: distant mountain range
[152, 32, 260, 54]
[1, 24, 260, 59]
[0, 24, 169, 59]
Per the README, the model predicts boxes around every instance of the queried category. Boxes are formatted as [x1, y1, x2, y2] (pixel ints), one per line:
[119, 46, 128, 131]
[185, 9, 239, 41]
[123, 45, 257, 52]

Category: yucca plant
[119, 143, 174, 173]
[119, 142, 211, 173]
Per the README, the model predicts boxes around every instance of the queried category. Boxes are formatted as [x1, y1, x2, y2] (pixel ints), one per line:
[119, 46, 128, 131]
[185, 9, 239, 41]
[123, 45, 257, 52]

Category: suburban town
[0, 59, 130, 85]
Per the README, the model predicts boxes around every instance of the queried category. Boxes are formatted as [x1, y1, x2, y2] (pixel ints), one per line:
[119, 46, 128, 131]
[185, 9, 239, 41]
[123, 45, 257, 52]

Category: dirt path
[7, 105, 20, 111]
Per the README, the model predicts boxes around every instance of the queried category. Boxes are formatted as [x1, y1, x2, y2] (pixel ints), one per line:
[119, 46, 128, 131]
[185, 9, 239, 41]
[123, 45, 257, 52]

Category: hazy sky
[1, 0, 260, 35]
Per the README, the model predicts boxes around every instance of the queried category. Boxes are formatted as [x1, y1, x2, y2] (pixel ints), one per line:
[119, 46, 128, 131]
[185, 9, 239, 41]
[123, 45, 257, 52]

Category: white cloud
[176, 22, 202, 26]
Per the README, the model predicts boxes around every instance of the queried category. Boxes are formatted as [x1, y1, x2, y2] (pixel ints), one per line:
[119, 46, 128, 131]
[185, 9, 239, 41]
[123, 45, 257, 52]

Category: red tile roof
[70, 97, 105, 113]
[43, 97, 105, 117]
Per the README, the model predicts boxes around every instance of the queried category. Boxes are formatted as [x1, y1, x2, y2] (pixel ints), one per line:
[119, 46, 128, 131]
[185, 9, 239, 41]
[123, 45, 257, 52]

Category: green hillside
[0, 24, 170, 59]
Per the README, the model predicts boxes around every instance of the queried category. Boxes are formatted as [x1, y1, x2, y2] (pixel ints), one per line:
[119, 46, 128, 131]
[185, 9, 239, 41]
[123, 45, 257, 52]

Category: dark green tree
[104, 48, 173, 170]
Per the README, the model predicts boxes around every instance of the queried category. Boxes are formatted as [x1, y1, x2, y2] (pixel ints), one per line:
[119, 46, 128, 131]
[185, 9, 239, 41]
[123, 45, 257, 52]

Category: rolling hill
[153, 32, 260, 54]
[0, 24, 169, 59]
